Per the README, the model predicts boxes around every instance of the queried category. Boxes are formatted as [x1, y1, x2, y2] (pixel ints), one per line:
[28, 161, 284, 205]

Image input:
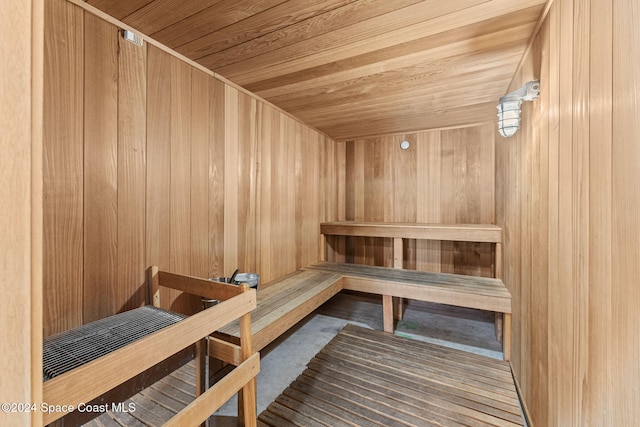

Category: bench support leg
[392, 237, 406, 321]
[503, 313, 511, 361]
[383, 295, 394, 333]
[495, 312, 504, 342]
[393, 297, 406, 321]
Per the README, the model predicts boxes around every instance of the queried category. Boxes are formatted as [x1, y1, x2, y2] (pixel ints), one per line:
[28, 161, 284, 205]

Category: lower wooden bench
[214, 261, 512, 361]
[214, 270, 343, 352]
[306, 261, 512, 360]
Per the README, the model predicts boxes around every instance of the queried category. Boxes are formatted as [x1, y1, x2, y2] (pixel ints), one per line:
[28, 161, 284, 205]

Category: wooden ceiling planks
[84, 0, 546, 140]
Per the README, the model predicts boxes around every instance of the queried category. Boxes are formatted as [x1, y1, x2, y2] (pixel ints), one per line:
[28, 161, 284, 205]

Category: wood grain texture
[146, 45, 172, 300]
[117, 29, 147, 313]
[86, 0, 545, 140]
[0, 0, 44, 423]
[496, 0, 640, 424]
[209, 78, 227, 278]
[83, 13, 118, 323]
[321, 222, 502, 242]
[190, 69, 211, 279]
[259, 325, 523, 426]
[43, 0, 84, 336]
[611, 0, 640, 424]
[42, 5, 338, 332]
[339, 125, 495, 276]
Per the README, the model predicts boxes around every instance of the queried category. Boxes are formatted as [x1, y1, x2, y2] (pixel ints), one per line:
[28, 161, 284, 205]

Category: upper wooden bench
[320, 221, 507, 346]
[321, 221, 502, 276]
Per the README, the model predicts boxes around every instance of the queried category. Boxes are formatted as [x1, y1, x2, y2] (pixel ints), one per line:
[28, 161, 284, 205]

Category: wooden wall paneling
[556, 0, 575, 422]
[290, 117, 301, 271]
[295, 126, 321, 268]
[0, 0, 43, 422]
[343, 141, 355, 262]
[257, 103, 272, 281]
[586, 0, 612, 423]
[352, 139, 367, 264]
[309, 129, 322, 265]
[612, 0, 640, 423]
[545, 3, 561, 423]
[146, 46, 172, 304]
[209, 78, 226, 278]
[571, 0, 591, 423]
[117, 27, 147, 313]
[521, 55, 535, 396]
[311, 131, 323, 264]
[391, 134, 417, 270]
[237, 92, 258, 273]
[501, 84, 521, 379]
[190, 68, 211, 279]
[294, 125, 307, 268]
[366, 138, 387, 266]
[342, 126, 495, 274]
[32, 0, 45, 414]
[283, 116, 298, 274]
[438, 129, 456, 274]
[272, 108, 292, 278]
[336, 141, 347, 223]
[452, 128, 480, 277]
[223, 85, 240, 276]
[528, 15, 549, 422]
[318, 132, 328, 261]
[268, 109, 286, 278]
[415, 131, 442, 273]
[321, 133, 339, 259]
[497, 0, 639, 423]
[169, 56, 192, 312]
[326, 140, 347, 262]
[43, 0, 84, 336]
[478, 124, 496, 278]
[83, 12, 118, 323]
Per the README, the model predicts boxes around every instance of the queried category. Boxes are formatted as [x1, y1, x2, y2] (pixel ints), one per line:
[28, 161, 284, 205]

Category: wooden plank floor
[83, 322, 522, 427]
[258, 324, 523, 427]
[82, 362, 197, 427]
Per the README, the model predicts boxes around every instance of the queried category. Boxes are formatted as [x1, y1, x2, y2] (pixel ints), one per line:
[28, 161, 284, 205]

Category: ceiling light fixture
[497, 80, 540, 138]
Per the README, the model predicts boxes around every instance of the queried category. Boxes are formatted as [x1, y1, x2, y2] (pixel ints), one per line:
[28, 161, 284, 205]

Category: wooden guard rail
[42, 267, 259, 426]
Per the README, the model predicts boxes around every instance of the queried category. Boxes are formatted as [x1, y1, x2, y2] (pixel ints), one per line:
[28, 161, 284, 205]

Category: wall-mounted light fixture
[497, 80, 540, 138]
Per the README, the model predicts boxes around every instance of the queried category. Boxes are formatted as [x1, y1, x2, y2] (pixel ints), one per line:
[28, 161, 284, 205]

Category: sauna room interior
[2, 0, 639, 426]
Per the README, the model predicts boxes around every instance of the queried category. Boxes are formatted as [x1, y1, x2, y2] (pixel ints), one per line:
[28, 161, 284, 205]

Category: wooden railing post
[238, 285, 257, 427]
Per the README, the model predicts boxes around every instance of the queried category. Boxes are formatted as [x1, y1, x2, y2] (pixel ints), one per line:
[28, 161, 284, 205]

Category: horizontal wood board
[215, 270, 343, 351]
[306, 262, 511, 312]
[258, 324, 523, 426]
[321, 221, 502, 242]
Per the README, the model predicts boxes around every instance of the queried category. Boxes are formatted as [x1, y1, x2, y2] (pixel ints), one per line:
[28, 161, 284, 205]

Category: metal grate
[43, 306, 186, 381]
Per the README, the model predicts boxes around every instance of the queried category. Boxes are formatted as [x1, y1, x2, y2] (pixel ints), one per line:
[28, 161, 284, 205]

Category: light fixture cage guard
[497, 80, 540, 138]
